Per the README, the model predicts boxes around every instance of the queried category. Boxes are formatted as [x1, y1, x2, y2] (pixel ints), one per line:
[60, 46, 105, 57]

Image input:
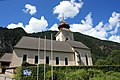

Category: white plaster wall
[10, 50, 21, 67]
[74, 48, 93, 66]
[56, 29, 74, 41]
[10, 48, 75, 67]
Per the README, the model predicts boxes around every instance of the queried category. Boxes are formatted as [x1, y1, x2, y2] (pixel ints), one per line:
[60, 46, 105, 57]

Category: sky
[0, 0, 120, 43]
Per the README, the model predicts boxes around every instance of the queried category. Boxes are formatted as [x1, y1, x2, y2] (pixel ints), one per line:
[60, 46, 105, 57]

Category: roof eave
[14, 47, 74, 53]
[72, 47, 90, 50]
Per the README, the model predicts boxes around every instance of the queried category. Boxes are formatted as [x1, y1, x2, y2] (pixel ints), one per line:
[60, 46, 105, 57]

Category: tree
[95, 50, 120, 65]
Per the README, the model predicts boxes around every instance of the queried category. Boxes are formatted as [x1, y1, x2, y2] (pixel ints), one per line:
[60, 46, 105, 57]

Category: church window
[65, 58, 68, 65]
[56, 57, 59, 65]
[23, 54, 27, 62]
[34, 55, 38, 64]
[46, 56, 49, 64]
[78, 54, 82, 64]
[85, 54, 88, 65]
[66, 37, 68, 40]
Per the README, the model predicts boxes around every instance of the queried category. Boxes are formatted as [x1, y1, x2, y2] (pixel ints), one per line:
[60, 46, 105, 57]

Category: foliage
[90, 71, 120, 80]
[66, 69, 87, 80]
[96, 50, 120, 65]
[14, 65, 120, 80]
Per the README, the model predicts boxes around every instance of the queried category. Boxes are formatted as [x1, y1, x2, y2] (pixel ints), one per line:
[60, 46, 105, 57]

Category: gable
[0, 53, 12, 62]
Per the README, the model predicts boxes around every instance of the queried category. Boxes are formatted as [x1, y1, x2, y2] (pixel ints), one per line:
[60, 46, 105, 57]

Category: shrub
[14, 65, 120, 80]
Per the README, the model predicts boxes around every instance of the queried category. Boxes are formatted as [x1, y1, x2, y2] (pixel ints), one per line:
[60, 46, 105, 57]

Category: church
[0, 19, 93, 75]
[8, 20, 93, 67]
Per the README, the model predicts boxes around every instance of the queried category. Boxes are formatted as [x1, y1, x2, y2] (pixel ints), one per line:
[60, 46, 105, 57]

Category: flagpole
[51, 34, 53, 80]
[37, 37, 40, 80]
[44, 36, 46, 80]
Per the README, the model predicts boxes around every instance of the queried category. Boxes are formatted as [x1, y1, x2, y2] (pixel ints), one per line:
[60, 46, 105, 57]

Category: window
[46, 56, 49, 64]
[23, 54, 27, 62]
[65, 58, 68, 65]
[78, 54, 82, 64]
[56, 57, 59, 65]
[66, 37, 68, 40]
[35, 55, 38, 64]
[85, 54, 88, 65]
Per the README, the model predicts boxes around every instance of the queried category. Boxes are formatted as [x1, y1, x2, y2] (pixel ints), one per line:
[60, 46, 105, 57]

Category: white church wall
[10, 50, 21, 67]
[56, 29, 74, 41]
[10, 48, 75, 67]
[74, 48, 93, 66]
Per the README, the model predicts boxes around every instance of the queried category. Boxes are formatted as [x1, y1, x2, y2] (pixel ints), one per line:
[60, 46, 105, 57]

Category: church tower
[55, 15, 74, 41]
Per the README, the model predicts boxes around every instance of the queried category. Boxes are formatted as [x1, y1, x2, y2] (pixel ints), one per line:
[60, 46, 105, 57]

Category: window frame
[65, 57, 69, 65]
[22, 54, 28, 62]
[78, 53, 82, 64]
[46, 56, 50, 64]
[56, 57, 60, 65]
[34, 55, 38, 64]
[85, 53, 88, 65]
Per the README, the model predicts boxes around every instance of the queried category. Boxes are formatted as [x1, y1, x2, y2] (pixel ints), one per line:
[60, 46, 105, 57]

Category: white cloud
[23, 4, 37, 15]
[70, 13, 108, 40]
[108, 12, 120, 35]
[7, 23, 24, 29]
[70, 13, 93, 33]
[109, 35, 120, 43]
[109, 12, 120, 26]
[49, 23, 59, 31]
[84, 28, 107, 40]
[69, 12, 120, 43]
[95, 22, 104, 31]
[7, 16, 48, 33]
[53, 0, 83, 20]
[24, 16, 48, 33]
[110, 25, 119, 35]
[7, 11, 120, 43]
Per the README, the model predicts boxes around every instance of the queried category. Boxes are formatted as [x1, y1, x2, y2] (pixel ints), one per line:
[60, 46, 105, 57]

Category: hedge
[14, 64, 120, 80]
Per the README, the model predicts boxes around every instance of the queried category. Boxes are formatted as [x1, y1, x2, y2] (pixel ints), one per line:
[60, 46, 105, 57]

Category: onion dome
[58, 13, 70, 30]
[58, 21, 70, 30]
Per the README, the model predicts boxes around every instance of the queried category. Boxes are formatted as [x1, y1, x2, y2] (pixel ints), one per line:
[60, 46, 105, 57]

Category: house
[9, 20, 93, 67]
[0, 53, 12, 73]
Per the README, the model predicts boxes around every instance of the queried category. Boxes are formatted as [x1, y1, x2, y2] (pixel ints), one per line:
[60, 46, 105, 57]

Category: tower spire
[61, 13, 65, 22]
[58, 12, 70, 30]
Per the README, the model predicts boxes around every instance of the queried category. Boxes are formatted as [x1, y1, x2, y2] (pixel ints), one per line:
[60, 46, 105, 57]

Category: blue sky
[0, 0, 120, 43]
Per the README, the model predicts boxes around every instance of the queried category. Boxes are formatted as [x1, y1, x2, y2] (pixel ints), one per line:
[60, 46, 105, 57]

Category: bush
[14, 65, 120, 80]
[87, 69, 104, 79]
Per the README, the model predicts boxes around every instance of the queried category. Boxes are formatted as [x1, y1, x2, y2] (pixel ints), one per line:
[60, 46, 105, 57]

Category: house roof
[14, 36, 74, 53]
[67, 40, 90, 49]
[0, 53, 12, 62]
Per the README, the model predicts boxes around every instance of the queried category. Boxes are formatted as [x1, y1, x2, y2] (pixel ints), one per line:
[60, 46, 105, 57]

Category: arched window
[46, 56, 49, 64]
[22, 54, 27, 62]
[66, 37, 68, 40]
[65, 58, 68, 65]
[85, 54, 88, 65]
[78, 53, 81, 64]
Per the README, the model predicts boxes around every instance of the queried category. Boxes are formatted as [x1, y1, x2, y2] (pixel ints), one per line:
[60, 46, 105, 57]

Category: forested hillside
[0, 27, 120, 64]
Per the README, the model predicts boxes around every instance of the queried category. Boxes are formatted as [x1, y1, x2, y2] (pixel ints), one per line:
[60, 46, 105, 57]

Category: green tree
[96, 50, 120, 65]
[87, 69, 104, 79]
